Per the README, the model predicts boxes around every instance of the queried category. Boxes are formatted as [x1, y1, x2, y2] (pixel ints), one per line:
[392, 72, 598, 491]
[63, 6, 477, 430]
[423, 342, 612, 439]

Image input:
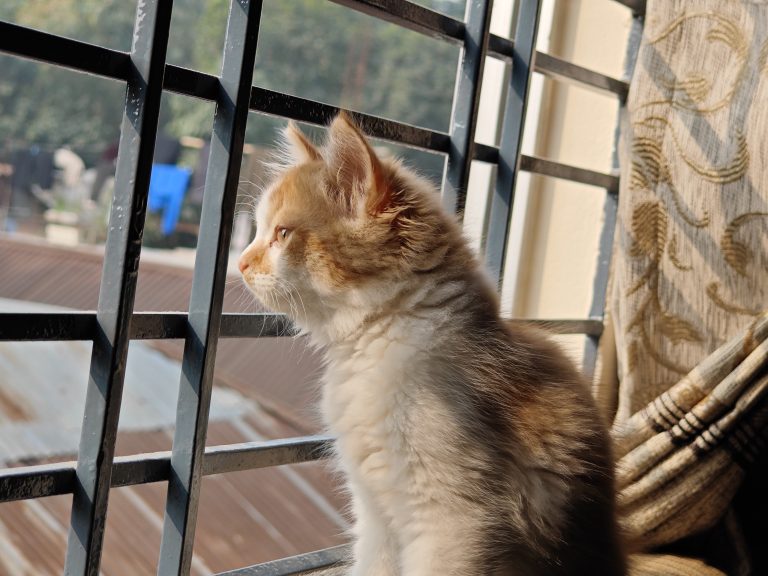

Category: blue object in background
[148, 164, 192, 235]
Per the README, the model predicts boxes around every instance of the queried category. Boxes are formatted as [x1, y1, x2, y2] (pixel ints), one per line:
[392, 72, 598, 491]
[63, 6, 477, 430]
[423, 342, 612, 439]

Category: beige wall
[506, 0, 633, 320]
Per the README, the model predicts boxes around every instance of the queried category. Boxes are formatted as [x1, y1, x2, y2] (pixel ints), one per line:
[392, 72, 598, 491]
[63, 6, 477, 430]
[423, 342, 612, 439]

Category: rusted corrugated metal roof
[0, 234, 325, 427]
[0, 234, 196, 312]
[0, 304, 266, 466]
[0, 424, 348, 575]
[0, 235, 347, 575]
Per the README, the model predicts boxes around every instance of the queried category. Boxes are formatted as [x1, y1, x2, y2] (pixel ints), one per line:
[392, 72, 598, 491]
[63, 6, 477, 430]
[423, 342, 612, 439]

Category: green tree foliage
[253, 0, 460, 131]
[0, 0, 135, 164]
[1, 0, 464, 165]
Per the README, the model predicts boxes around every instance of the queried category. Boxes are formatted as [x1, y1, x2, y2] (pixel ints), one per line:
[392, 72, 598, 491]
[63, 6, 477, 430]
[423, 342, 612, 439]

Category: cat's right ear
[325, 112, 389, 216]
[282, 121, 322, 164]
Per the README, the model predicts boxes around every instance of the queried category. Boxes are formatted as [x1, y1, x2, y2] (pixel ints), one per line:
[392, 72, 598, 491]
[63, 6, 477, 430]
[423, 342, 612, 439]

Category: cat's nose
[238, 256, 250, 274]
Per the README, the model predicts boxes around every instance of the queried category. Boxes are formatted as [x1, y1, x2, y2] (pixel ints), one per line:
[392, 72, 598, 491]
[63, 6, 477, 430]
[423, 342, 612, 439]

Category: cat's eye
[277, 227, 290, 241]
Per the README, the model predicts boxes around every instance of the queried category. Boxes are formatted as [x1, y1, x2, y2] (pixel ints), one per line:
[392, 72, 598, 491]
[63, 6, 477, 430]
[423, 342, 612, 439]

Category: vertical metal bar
[64, 2, 173, 574]
[484, 0, 542, 286]
[581, 14, 644, 379]
[157, 1, 263, 573]
[581, 192, 618, 380]
[441, 0, 494, 215]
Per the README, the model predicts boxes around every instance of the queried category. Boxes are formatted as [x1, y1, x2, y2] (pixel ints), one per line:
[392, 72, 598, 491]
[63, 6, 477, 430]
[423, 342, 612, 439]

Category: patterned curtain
[605, 1, 768, 574]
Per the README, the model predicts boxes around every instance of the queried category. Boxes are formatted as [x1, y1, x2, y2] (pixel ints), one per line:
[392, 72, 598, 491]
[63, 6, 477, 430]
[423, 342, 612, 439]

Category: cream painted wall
[509, 0, 633, 319]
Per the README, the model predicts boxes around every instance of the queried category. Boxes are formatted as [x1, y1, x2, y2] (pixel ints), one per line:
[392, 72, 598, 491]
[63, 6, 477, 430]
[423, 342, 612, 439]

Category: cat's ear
[282, 121, 322, 164]
[325, 112, 389, 214]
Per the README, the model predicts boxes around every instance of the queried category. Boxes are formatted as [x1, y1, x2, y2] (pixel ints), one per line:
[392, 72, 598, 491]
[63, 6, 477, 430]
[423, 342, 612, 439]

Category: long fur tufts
[239, 112, 626, 576]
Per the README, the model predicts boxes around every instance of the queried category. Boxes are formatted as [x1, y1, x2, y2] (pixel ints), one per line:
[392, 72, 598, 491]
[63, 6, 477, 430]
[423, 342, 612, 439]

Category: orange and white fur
[239, 113, 625, 575]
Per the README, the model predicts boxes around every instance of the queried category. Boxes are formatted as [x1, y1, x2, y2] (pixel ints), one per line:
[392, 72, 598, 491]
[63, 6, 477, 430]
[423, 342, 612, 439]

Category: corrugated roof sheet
[0, 235, 347, 575]
[0, 234, 325, 427]
[0, 424, 349, 575]
[0, 302, 256, 465]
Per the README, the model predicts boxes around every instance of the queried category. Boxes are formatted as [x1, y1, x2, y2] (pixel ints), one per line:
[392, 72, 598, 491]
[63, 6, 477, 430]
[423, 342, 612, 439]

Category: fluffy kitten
[239, 113, 625, 576]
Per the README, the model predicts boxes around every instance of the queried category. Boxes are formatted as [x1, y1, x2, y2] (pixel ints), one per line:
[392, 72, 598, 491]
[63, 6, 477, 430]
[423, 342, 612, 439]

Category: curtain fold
[607, 1, 768, 573]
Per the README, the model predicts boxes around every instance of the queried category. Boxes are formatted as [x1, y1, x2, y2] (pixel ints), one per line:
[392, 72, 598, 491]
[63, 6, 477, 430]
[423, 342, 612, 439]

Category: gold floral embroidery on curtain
[608, 3, 768, 571]
[622, 9, 767, 382]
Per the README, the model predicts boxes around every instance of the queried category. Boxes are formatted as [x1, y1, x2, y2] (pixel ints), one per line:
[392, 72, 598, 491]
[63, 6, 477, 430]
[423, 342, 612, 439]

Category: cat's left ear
[325, 112, 389, 215]
[282, 121, 322, 164]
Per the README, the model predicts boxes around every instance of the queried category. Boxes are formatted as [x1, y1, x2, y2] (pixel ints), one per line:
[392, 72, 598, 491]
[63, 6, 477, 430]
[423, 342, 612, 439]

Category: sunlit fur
[239, 113, 626, 576]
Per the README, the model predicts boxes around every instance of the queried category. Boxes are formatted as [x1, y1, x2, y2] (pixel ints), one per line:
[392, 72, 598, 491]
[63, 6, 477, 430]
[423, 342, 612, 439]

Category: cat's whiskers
[272, 293, 292, 339]
[279, 278, 308, 325]
[275, 283, 295, 324]
[275, 278, 310, 360]
[232, 283, 254, 311]
[275, 284, 300, 348]
[279, 284, 305, 346]
[225, 278, 256, 311]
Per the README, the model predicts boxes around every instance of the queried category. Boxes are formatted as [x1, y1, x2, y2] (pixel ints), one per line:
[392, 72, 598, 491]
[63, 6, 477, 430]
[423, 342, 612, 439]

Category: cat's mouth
[241, 272, 275, 305]
[241, 272, 304, 319]
[241, 271, 275, 291]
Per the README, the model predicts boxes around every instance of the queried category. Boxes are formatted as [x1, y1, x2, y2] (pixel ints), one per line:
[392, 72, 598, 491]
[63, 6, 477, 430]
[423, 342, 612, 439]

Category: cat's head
[238, 112, 462, 339]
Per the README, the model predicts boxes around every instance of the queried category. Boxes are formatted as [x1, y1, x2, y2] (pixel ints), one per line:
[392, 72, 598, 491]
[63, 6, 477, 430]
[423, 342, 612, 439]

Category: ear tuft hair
[281, 121, 322, 164]
[325, 112, 389, 214]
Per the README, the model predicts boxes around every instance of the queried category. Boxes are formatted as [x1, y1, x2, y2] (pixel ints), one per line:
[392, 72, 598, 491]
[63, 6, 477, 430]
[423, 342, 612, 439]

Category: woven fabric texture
[605, 0, 768, 572]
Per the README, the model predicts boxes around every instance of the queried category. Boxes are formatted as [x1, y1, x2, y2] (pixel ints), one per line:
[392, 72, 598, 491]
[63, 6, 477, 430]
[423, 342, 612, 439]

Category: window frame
[0, 0, 644, 573]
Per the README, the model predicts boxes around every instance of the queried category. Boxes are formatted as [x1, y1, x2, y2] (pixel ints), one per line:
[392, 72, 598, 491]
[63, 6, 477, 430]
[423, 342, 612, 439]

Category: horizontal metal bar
[0, 455, 169, 504]
[0, 23, 625, 154]
[487, 35, 628, 98]
[329, 0, 463, 44]
[0, 20, 130, 80]
[0, 21, 478, 159]
[0, 18, 629, 105]
[519, 155, 620, 193]
[129, 313, 189, 340]
[0, 313, 603, 341]
[514, 318, 603, 337]
[250, 87, 451, 152]
[534, 51, 628, 100]
[128, 312, 294, 339]
[111, 450, 172, 488]
[471, 147, 618, 192]
[0, 461, 76, 502]
[485, 33, 514, 62]
[166, 70, 453, 154]
[473, 143, 499, 164]
[203, 435, 333, 476]
[0, 436, 331, 503]
[219, 313, 296, 338]
[0, 22, 628, 107]
[0, 21, 219, 106]
[0, 22, 217, 105]
[0, 313, 294, 341]
[0, 312, 96, 341]
[217, 544, 351, 576]
[164, 64, 220, 100]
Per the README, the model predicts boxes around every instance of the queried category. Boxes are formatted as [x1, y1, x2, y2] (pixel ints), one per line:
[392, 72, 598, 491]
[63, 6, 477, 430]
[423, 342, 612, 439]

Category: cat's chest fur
[320, 317, 458, 511]
[322, 320, 422, 452]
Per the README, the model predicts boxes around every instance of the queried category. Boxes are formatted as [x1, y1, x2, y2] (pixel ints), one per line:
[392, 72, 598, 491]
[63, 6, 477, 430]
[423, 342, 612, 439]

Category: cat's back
[431, 311, 626, 575]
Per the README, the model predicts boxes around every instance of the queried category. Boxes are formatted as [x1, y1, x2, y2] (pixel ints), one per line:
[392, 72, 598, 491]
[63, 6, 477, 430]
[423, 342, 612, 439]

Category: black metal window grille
[0, 0, 646, 574]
